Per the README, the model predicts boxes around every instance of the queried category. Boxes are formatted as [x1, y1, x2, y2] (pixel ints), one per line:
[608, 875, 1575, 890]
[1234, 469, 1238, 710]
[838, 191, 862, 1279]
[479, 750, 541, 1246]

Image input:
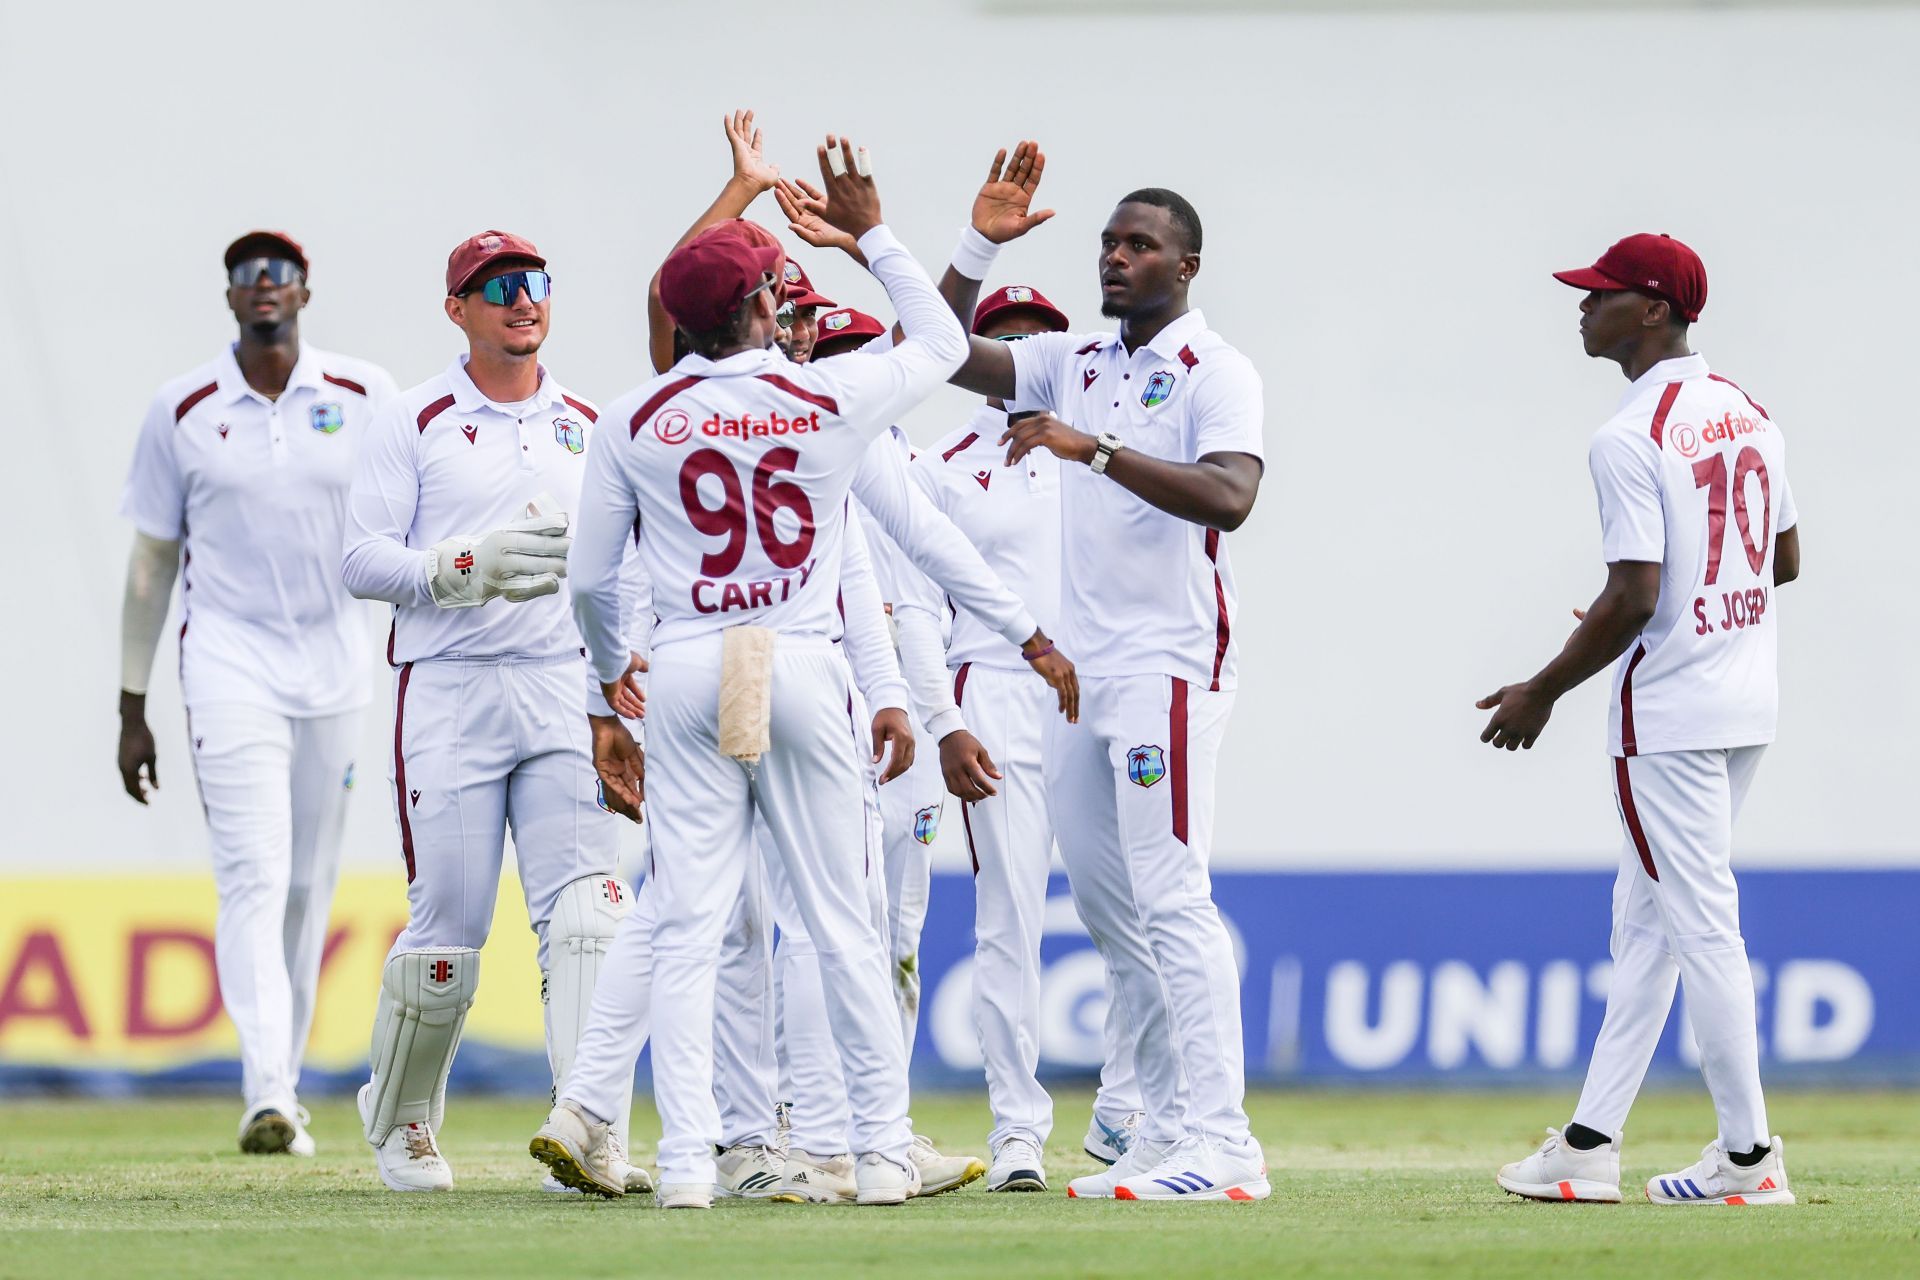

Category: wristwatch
[1089, 431, 1124, 475]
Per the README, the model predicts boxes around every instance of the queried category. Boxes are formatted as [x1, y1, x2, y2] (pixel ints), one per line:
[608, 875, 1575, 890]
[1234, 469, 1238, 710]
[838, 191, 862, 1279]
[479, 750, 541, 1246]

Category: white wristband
[949, 225, 1001, 281]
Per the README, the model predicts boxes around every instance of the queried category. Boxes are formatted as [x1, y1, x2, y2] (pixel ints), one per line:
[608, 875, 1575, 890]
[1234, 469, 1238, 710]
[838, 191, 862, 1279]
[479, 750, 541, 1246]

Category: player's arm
[1478, 427, 1665, 750]
[569, 432, 647, 820]
[931, 142, 1058, 399]
[646, 108, 781, 373]
[1774, 526, 1800, 585]
[115, 393, 186, 805]
[342, 400, 434, 606]
[118, 531, 178, 804]
[838, 512, 915, 784]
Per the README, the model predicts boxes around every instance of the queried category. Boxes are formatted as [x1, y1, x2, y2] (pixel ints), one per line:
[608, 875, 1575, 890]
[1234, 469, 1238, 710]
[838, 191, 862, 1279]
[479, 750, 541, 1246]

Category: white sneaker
[359, 1082, 452, 1192]
[608, 1130, 654, 1194]
[774, 1100, 792, 1155]
[658, 1182, 713, 1210]
[1067, 1134, 1173, 1199]
[771, 1148, 858, 1204]
[987, 1137, 1047, 1192]
[1647, 1136, 1795, 1206]
[529, 1100, 624, 1198]
[855, 1152, 921, 1206]
[1114, 1134, 1270, 1202]
[715, 1143, 785, 1199]
[287, 1106, 315, 1158]
[907, 1133, 985, 1196]
[1084, 1110, 1143, 1165]
[1496, 1127, 1622, 1203]
[238, 1103, 296, 1155]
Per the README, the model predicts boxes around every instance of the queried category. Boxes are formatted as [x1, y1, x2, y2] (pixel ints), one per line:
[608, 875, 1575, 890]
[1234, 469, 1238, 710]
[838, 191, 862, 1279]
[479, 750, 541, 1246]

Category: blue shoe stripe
[1153, 1178, 1189, 1195]
[1659, 1178, 1673, 1198]
[1181, 1171, 1214, 1190]
[1685, 1179, 1704, 1198]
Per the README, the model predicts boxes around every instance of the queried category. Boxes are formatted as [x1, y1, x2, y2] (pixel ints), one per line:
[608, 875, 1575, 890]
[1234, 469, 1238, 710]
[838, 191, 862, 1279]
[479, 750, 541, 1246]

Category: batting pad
[364, 947, 479, 1144]
[719, 625, 775, 765]
[545, 875, 634, 1144]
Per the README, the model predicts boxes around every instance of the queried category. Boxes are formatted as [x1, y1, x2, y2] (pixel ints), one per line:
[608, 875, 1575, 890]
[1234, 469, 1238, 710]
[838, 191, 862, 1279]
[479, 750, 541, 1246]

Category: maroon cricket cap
[1553, 233, 1707, 322]
[781, 257, 835, 309]
[972, 284, 1069, 335]
[810, 308, 888, 358]
[446, 230, 546, 296]
[225, 230, 308, 278]
[660, 225, 785, 332]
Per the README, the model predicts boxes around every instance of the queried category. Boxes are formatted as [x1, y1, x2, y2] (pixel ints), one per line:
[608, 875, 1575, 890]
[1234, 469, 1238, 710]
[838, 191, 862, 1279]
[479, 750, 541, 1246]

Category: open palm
[724, 108, 779, 193]
[972, 141, 1056, 244]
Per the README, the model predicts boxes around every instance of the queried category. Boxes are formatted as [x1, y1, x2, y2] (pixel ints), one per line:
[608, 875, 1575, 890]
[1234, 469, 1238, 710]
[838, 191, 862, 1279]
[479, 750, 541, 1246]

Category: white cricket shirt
[910, 404, 1061, 673]
[342, 355, 603, 664]
[1009, 310, 1264, 691]
[121, 343, 397, 716]
[1590, 354, 1796, 756]
[569, 224, 969, 678]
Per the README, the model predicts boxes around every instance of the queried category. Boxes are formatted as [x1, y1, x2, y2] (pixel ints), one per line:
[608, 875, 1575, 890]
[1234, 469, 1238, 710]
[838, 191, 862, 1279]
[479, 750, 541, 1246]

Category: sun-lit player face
[226, 258, 308, 334]
[1098, 203, 1196, 320]
[1577, 288, 1664, 361]
[445, 258, 550, 359]
[788, 306, 821, 362]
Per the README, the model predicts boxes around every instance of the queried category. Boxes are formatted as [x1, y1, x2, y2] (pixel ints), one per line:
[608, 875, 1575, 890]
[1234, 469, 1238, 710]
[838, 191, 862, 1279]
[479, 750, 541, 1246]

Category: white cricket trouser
[386, 654, 620, 969]
[644, 634, 910, 1184]
[187, 701, 358, 1111]
[1046, 673, 1251, 1151]
[878, 738, 943, 1054]
[1573, 746, 1770, 1150]
[956, 662, 1139, 1149]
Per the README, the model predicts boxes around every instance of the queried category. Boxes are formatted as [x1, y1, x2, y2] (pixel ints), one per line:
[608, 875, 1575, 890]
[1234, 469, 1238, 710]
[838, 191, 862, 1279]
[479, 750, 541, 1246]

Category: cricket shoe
[856, 1152, 922, 1206]
[715, 1143, 785, 1199]
[987, 1137, 1047, 1192]
[288, 1106, 316, 1157]
[658, 1183, 713, 1210]
[908, 1134, 985, 1196]
[1084, 1110, 1143, 1165]
[1647, 1136, 1795, 1206]
[1114, 1135, 1270, 1202]
[1496, 1127, 1621, 1203]
[529, 1100, 625, 1198]
[1066, 1135, 1174, 1199]
[771, 1148, 858, 1204]
[609, 1130, 654, 1194]
[238, 1103, 296, 1155]
[358, 1082, 452, 1192]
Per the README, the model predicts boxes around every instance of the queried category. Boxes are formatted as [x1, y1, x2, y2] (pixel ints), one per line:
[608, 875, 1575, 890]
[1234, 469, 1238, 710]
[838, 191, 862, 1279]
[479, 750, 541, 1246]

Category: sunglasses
[776, 300, 796, 329]
[468, 270, 552, 305]
[229, 257, 303, 287]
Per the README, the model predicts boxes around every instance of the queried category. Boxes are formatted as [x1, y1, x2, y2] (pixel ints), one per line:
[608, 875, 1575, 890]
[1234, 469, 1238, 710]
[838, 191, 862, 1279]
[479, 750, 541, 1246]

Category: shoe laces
[910, 1133, 939, 1158]
[999, 1136, 1041, 1163]
[1538, 1127, 1565, 1155]
[402, 1122, 441, 1162]
[293, 1105, 312, 1129]
[605, 1130, 628, 1166]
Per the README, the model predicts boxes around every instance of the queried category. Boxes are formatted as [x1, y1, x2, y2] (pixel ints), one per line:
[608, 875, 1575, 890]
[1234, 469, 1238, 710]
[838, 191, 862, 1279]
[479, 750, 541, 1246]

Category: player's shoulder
[1177, 325, 1259, 387]
[1055, 328, 1120, 359]
[545, 377, 600, 424]
[921, 411, 1001, 470]
[389, 368, 464, 433]
[151, 356, 227, 424]
[305, 347, 398, 400]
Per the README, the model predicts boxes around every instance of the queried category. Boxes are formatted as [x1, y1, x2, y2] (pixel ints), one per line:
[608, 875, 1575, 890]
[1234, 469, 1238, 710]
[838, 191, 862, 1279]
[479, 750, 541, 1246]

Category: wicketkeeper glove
[426, 512, 572, 608]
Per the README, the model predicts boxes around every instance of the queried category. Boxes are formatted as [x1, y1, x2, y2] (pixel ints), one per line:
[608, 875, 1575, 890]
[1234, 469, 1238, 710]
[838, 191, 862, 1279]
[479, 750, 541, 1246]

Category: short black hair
[1118, 188, 1202, 255]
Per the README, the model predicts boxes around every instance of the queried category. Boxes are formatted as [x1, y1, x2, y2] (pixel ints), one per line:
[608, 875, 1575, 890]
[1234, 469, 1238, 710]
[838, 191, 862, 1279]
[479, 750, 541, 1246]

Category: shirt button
[1124, 373, 1130, 380]
[1112, 401, 1120, 408]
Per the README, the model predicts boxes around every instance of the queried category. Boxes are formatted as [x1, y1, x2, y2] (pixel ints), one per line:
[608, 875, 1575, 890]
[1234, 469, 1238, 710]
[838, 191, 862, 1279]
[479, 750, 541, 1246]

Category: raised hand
[972, 141, 1057, 245]
[814, 134, 883, 243]
[775, 178, 863, 261]
[723, 108, 779, 194]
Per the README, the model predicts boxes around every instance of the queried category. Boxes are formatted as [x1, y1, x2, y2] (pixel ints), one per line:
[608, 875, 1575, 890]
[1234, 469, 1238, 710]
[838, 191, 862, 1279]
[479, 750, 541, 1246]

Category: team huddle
[116, 111, 1801, 1210]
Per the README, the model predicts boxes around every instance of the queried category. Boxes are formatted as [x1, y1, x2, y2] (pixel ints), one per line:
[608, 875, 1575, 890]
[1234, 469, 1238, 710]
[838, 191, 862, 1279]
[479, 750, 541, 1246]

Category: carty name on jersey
[691, 557, 820, 616]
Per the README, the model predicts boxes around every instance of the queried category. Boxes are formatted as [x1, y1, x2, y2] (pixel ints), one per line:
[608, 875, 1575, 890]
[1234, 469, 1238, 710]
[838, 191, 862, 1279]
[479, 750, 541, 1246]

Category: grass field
[3, 1087, 1915, 1278]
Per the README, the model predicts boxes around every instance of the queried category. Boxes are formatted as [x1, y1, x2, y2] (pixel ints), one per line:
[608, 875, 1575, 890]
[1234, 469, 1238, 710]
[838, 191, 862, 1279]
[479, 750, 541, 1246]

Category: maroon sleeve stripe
[1708, 373, 1770, 420]
[755, 373, 840, 417]
[1648, 381, 1682, 447]
[941, 432, 979, 463]
[1204, 529, 1229, 692]
[1618, 642, 1647, 756]
[1075, 340, 1102, 356]
[560, 393, 599, 423]
[629, 375, 705, 438]
[174, 381, 219, 423]
[1170, 678, 1190, 846]
[1614, 756, 1659, 882]
[1177, 344, 1199, 370]
[416, 393, 456, 433]
[322, 372, 368, 396]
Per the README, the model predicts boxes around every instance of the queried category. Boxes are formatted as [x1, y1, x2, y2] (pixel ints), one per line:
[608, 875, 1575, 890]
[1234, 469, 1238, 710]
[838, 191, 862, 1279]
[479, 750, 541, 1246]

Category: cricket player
[565, 135, 1068, 1209]
[936, 144, 1271, 1201]
[901, 281, 1146, 1192]
[1485, 234, 1800, 1206]
[118, 231, 395, 1156]
[340, 230, 646, 1193]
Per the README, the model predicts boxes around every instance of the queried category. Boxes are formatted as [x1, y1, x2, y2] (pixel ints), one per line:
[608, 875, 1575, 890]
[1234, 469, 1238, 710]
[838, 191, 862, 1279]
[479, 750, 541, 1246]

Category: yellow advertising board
[0, 874, 546, 1074]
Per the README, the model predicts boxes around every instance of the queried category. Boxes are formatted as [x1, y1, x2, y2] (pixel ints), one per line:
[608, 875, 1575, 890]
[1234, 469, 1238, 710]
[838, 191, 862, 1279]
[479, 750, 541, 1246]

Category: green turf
[2, 1088, 1915, 1278]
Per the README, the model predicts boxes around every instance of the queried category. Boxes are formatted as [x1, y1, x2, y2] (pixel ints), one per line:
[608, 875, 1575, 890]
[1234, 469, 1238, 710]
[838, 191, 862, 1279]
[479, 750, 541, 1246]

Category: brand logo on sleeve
[1141, 370, 1176, 408]
[553, 417, 584, 454]
[1126, 744, 1167, 788]
[310, 402, 345, 433]
[654, 409, 693, 445]
[913, 805, 942, 845]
